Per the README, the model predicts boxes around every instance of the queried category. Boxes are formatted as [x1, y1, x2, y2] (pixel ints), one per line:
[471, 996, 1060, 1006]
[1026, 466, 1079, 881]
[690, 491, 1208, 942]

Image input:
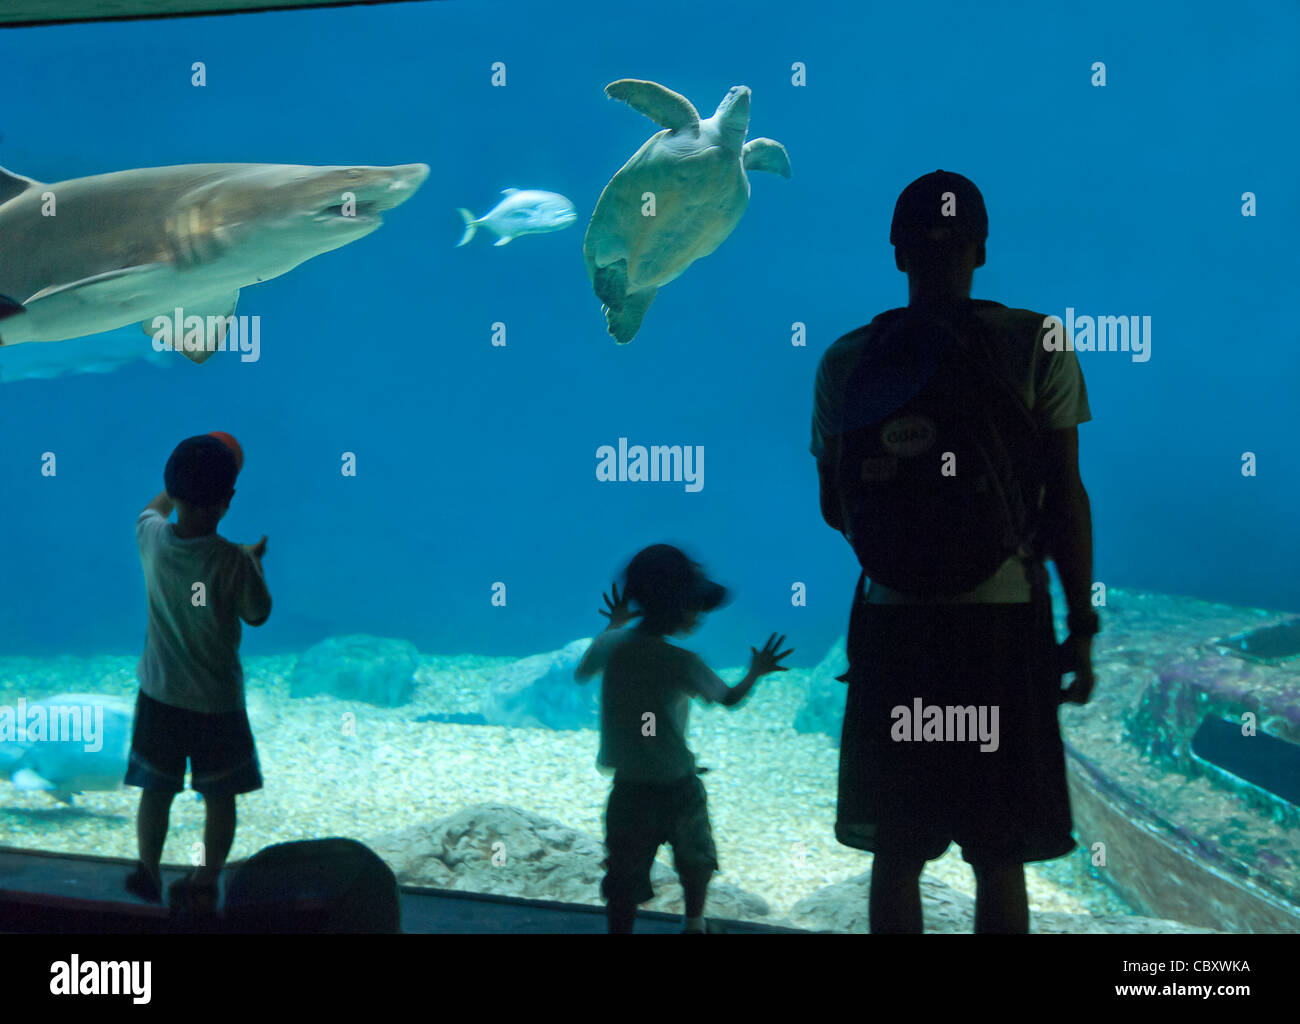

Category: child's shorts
[601, 772, 720, 906]
[125, 691, 263, 797]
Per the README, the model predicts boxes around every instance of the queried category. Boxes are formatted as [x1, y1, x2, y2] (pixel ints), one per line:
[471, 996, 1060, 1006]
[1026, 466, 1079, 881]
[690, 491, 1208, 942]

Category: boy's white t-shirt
[581, 627, 728, 784]
[135, 509, 271, 713]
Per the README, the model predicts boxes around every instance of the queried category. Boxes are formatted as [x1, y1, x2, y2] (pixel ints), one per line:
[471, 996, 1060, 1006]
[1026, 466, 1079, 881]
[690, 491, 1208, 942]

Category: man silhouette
[811, 170, 1098, 933]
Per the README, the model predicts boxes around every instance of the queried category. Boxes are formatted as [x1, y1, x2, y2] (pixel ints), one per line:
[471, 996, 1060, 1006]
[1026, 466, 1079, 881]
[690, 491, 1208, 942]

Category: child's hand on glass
[749, 633, 793, 678]
[598, 582, 641, 630]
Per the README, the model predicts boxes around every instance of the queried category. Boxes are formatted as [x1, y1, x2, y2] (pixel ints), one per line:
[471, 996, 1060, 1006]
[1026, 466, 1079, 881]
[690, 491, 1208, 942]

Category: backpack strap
[944, 301, 1047, 561]
[945, 301, 1039, 437]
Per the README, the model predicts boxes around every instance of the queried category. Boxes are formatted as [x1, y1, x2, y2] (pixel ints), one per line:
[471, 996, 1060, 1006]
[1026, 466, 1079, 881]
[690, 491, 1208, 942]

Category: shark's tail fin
[456, 208, 479, 247]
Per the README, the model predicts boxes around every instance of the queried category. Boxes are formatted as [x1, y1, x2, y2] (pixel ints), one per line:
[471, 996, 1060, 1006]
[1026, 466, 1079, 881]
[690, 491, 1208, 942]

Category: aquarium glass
[0, 0, 1297, 931]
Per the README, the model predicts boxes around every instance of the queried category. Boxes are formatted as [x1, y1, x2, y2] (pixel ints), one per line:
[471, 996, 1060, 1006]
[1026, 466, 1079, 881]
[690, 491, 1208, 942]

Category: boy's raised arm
[576, 582, 640, 683]
[239, 536, 271, 627]
[698, 634, 793, 707]
[142, 490, 173, 518]
[575, 630, 617, 683]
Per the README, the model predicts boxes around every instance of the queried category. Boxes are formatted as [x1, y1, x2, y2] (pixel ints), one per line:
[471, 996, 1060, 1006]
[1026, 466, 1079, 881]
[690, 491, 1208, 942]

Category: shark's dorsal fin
[0, 166, 39, 205]
[501, 188, 519, 195]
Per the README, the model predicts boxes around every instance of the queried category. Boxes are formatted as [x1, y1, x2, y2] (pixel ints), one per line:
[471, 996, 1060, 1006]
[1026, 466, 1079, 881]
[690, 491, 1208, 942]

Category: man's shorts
[602, 772, 720, 905]
[125, 690, 263, 797]
[836, 578, 1076, 867]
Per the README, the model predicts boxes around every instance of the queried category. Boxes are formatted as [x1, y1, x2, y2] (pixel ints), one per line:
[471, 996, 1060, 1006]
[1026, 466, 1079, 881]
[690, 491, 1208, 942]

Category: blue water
[0, 0, 1297, 664]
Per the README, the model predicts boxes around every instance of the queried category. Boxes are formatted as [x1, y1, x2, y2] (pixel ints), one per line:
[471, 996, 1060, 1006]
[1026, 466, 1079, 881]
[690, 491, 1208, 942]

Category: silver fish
[456, 188, 577, 247]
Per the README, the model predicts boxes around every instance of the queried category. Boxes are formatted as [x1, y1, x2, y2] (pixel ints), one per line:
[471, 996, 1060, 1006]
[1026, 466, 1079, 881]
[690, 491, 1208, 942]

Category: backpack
[832, 300, 1043, 598]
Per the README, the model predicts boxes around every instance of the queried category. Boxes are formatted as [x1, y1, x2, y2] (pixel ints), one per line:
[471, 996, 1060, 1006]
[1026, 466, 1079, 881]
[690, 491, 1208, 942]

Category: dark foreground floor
[0, 845, 803, 934]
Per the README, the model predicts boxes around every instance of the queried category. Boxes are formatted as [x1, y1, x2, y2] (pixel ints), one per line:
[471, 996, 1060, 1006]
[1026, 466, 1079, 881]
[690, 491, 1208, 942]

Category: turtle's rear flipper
[592, 260, 629, 311]
[604, 287, 656, 345]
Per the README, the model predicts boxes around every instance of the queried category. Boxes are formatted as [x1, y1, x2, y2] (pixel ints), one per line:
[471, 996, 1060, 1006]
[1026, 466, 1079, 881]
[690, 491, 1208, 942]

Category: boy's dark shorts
[602, 773, 719, 906]
[837, 578, 1076, 867]
[125, 691, 263, 797]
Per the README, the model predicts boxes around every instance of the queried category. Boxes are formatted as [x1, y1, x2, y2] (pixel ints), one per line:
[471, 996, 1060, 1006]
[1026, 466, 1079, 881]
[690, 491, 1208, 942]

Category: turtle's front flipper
[605, 80, 700, 132]
[604, 287, 657, 345]
[743, 138, 792, 179]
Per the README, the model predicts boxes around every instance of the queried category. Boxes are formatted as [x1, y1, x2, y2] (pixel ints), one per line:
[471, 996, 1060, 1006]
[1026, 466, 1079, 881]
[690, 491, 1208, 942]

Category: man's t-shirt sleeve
[1033, 319, 1093, 431]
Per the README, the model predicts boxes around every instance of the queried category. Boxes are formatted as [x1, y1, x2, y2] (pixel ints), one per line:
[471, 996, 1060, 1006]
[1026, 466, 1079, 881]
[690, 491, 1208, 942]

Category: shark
[0, 161, 430, 367]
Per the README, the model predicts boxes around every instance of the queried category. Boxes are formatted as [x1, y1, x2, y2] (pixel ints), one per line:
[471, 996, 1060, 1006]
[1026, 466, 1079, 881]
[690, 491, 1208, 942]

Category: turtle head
[713, 85, 752, 147]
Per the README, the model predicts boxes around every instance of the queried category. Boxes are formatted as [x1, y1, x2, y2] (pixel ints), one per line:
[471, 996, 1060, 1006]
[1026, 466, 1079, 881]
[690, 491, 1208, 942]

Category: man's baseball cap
[890, 169, 988, 249]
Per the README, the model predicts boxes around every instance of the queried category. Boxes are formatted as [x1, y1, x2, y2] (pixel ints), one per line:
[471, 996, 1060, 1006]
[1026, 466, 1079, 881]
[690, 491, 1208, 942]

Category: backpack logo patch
[880, 414, 937, 457]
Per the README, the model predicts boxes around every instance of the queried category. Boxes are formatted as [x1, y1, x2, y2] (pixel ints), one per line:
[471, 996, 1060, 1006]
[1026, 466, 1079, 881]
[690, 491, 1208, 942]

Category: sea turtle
[583, 80, 791, 344]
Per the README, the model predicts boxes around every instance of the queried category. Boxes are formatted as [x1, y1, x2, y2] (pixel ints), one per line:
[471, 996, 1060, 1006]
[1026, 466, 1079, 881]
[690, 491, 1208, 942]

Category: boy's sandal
[168, 872, 219, 915]
[124, 863, 163, 904]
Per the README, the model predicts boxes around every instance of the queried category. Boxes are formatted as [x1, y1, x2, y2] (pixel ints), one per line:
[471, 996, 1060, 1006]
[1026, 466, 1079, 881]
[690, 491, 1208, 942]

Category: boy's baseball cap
[164, 435, 238, 508]
[623, 544, 728, 615]
[208, 431, 244, 473]
[890, 169, 988, 250]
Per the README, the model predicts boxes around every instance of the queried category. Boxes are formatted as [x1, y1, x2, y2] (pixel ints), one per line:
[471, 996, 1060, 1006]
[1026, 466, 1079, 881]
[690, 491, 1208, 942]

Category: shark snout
[368, 163, 429, 207]
[303, 164, 429, 233]
[394, 163, 431, 189]
[317, 163, 429, 218]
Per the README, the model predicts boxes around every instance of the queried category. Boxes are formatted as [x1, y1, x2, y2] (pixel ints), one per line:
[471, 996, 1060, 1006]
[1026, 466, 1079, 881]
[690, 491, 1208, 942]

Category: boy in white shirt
[124, 433, 271, 914]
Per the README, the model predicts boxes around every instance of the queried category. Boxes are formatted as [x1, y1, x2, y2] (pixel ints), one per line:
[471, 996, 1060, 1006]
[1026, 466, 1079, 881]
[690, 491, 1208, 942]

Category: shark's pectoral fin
[143, 292, 241, 365]
[27, 264, 175, 314]
[742, 138, 792, 178]
[15, 265, 175, 349]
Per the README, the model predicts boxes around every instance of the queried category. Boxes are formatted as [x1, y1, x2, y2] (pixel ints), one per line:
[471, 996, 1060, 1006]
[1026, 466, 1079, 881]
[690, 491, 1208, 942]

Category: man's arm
[1040, 427, 1094, 627]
